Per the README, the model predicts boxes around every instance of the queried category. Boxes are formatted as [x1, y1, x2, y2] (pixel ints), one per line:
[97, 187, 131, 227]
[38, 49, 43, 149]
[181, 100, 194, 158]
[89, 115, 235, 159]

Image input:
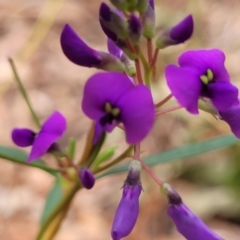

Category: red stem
[147, 38, 153, 63]
[155, 105, 183, 117]
[155, 94, 173, 108]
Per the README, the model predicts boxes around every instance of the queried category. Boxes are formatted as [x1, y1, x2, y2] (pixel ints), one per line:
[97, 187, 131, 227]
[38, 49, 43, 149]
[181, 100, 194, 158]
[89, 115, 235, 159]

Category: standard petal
[117, 85, 155, 144]
[41, 111, 67, 136]
[107, 38, 122, 58]
[60, 24, 101, 67]
[219, 100, 240, 138]
[28, 132, 59, 162]
[11, 128, 36, 147]
[82, 72, 134, 120]
[165, 65, 201, 114]
[178, 49, 230, 81]
[207, 82, 239, 111]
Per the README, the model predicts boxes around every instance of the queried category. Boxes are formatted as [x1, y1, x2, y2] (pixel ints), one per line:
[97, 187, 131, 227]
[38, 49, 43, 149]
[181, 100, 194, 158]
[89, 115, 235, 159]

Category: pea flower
[162, 183, 223, 240]
[219, 99, 240, 138]
[11, 111, 66, 163]
[111, 160, 142, 240]
[165, 49, 239, 114]
[156, 15, 194, 49]
[60, 24, 125, 72]
[82, 72, 155, 144]
[79, 167, 95, 189]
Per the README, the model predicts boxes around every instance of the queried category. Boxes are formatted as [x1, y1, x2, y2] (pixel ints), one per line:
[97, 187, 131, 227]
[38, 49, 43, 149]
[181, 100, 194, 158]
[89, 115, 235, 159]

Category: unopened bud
[120, 53, 136, 76]
[136, 0, 148, 13]
[99, 3, 128, 40]
[128, 14, 142, 45]
[111, 160, 142, 240]
[142, 3, 155, 38]
[161, 183, 222, 240]
[156, 15, 193, 49]
[110, 0, 128, 11]
[79, 167, 95, 189]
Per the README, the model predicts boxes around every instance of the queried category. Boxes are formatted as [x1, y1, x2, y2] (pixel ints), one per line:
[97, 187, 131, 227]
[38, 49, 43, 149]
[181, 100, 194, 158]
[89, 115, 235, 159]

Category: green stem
[138, 49, 151, 88]
[8, 58, 41, 129]
[37, 181, 80, 240]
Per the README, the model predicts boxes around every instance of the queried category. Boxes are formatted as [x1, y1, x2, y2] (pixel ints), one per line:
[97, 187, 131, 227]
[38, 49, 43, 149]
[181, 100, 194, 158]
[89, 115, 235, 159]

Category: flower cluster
[10, 0, 240, 239]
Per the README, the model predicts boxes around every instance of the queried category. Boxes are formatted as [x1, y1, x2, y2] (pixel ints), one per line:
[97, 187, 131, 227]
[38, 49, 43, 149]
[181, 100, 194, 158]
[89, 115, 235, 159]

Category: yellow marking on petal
[207, 69, 214, 81]
[105, 102, 112, 113]
[200, 75, 209, 85]
[112, 108, 120, 117]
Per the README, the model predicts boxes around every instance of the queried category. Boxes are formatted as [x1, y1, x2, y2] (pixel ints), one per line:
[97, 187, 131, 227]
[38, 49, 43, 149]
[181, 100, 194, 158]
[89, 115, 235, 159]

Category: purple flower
[12, 111, 66, 163]
[82, 72, 155, 144]
[111, 160, 142, 240]
[156, 15, 193, 48]
[163, 184, 223, 240]
[165, 49, 239, 114]
[79, 168, 95, 189]
[61, 24, 124, 72]
[219, 99, 240, 138]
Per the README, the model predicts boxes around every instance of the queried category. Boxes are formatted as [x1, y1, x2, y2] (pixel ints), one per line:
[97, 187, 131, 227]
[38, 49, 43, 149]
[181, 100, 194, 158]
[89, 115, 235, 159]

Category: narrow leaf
[92, 146, 116, 169]
[97, 135, 238, 178]
[0, 146, 59, 176]
[41, 178, 63, 225]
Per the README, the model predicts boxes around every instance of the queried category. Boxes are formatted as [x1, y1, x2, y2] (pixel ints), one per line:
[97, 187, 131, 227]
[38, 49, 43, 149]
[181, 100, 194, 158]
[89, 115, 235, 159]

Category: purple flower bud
[128, 14, 142, 45]
[219, 99, 240, 138]
[149, 0, 154, 10]
[142, 2, 155, 38]
[156, 15, 194, 49]
[162, 184, 223, 240]
[61, 24, 125, 72]
[61, 24, 101, 67]
[99, 3, 128, 40]
[79, 168, 95, 189]
[111, 161, 142, 240]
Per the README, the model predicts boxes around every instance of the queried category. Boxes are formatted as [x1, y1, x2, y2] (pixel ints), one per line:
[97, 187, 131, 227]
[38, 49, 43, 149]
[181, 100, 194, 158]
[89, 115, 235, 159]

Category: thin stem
[133, 46, 144, 85]
[155, 94, 173, 108]
[125, 39, 134, 53]
[147, 38, 153, 63]
[94, 146, 133, 174]
[155, 105, 183, 117]
[151, 48, 159, 67]
[8, 58, 41, 129]
[132, 74, 139, 85]
[134, 144, 163, 186]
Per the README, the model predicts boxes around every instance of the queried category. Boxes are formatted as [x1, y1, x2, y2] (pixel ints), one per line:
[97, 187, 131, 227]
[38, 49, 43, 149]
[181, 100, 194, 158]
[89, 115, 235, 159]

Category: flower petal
[207, 82, 239, 111]
[41, 111, 67, 135]
[178, 49, 230, 81]
[28, 133, 59, 162]
[11, 128, 35, 147]
[60, 24, 101, 67]
[82, 72, 134, 120]
[168, 204, 223, 240]
[170, 15, 193, 44]
[219, 100, 240, 138]
[165, 65, 201, 114]
[107, 38, 122, 58]
[117, 85, 155, 144]
[27, 111, 67, 162]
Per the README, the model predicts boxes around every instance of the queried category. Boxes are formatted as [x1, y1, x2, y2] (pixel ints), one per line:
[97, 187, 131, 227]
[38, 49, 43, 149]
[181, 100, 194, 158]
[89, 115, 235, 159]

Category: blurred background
[1, 0, 240, 239]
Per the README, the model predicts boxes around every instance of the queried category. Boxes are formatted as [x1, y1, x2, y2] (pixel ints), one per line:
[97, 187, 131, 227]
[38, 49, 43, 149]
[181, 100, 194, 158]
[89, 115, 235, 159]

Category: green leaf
[98, 135, 239, 178]
[0, 146, 59, 176]
[40, 178, 63, 225]
[92, 146, 116, 169]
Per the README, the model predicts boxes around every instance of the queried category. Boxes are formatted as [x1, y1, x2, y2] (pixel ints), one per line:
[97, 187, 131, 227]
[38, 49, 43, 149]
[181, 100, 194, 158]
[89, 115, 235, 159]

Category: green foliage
[0, 146, 59, 176]
[41, 178, 63, 225]
[92, 146, 116, 169]
[98, 135, 238, 178]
